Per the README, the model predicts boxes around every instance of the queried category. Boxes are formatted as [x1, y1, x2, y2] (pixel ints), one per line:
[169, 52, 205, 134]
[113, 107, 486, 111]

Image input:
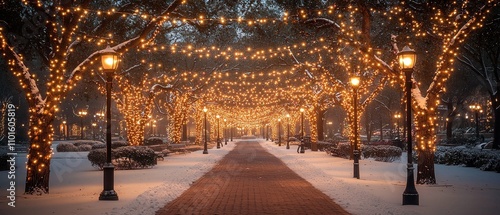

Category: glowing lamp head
[286, 114, 290, 118]
[300, 108, 305, 113]
[397, 46, 416, 70]
[278, 118, 281, 122]
[224, 118, 227, 122]
[216, 115, 220, 119]
[350, 76, 360, 88]
[101, 46, 120, 71]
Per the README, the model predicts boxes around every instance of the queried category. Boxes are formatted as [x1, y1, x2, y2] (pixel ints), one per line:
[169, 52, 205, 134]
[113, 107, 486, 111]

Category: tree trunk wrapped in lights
[0, 0, 184, 193]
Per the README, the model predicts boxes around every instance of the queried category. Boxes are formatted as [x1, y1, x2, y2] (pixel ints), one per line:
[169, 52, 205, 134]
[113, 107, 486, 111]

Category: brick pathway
[156, 141, 350, 215]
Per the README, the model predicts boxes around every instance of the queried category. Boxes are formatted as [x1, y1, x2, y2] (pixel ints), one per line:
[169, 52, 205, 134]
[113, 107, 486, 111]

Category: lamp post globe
[398, 45, 419, 205]
[99, 46, 119, 201]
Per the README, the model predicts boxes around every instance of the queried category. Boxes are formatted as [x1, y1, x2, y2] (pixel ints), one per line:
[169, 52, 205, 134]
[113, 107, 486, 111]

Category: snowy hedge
[362, 145, 402, 162]
[144, 137, 164, 145]
[87, 146, 157, 170]
[56, 142, 79, 152]
[435, 147, 500, 172]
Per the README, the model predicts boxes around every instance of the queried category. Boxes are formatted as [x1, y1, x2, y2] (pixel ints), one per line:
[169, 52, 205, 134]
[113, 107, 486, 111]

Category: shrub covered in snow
[73, 140, 103, 147]
[336, 142, 352, 159]
[77, 144, 92, 151]
[362, 145, 402, 162]
[87, 146, 157, 170]
[434, 147, 500, 172]
[91, 143, 106, 149]
[145, 137, 164, 145]
[56, 142, 78, 152]
[112, 140, 129, 148]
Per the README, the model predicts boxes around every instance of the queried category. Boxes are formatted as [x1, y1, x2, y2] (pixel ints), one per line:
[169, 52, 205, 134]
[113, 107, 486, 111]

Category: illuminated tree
[0, 0, 183, 194]
[304, 0, 499, 184]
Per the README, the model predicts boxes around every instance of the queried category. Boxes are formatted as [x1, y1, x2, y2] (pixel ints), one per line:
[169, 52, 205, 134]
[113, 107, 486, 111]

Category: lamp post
[78, 110, 87, 139]
[92, 122, 97, 140]
[99, 46, 119, 201]
[62, 120, 67, 140]
[350, 76, 361, 179]
[224, 118, 228, 145]
[469, 105, 481, 139]
[394, 113, 402, 139]
[230, 122, 233, 141]
[266, 124, 269, 141]
[203, 107, 208, 154]
[278, 118, 282, 146]
[398, 45, 419, 205]
[286, 114, 290, 149]
[216, 115, 221, 149]
[300, 108, 305, 153]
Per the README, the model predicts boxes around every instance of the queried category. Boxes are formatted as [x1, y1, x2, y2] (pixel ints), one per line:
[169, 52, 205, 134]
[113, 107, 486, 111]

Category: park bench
[168, 143, 188, 154]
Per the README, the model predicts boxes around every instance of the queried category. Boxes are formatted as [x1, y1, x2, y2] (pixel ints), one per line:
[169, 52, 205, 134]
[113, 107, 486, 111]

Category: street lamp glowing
[216, 115, 220, 119]
[286, 114, 290, 118]
[350, 76, 360, 88]
[398, 46, 417, 70]
[203, 107, 208, 113]
[101, 46, 120, 71]
[300, 108, 305, 113]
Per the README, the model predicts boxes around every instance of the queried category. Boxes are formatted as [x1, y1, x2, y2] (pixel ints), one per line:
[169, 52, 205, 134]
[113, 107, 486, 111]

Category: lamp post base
[99, 165, 118, 201]
[203, 149, 208, 154]
[353, 150, 360, 179]
[402, 192, 419, 205]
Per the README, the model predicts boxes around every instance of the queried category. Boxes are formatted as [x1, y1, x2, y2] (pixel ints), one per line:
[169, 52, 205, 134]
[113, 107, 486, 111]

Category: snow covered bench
[168, 143, 188, 154]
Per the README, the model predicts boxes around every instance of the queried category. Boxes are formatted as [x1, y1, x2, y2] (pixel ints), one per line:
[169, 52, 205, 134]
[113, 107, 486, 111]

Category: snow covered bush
[87, 146, 157, 170]
[87, 149, 107, 169]
[114, 146, 156, 169]
[73, 140, 102, 147]
[112, 141, 129, 148]
[56, 142, 78, 152]
[77, 144, 92, 152]
[434, 147, 500, 172]
[362, 145, 402, 162]
[336, 142, 352, 159]
[145, 137, 164, 145]
[91, 143, 106, 149]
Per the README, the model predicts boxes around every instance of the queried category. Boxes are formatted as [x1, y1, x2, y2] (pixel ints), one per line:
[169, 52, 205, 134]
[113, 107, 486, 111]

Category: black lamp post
[278, 118, 282, 146]
[300, 108, 305, 153]
[92, 122, 97, 140]
[216, 115, 221, 149]
[99, 46, 119, 201]
[469, 105, 481, 139]
[62, 120, 67, 140]
[230, 122, 233, 141]
[350, 76, 361, 179]
[266, 124, 269, 141]
[286, 114, 290, 149]
[224, 118, 228, 145]
[398, 45, 419, 205]
[394, 113, 401, 139]
[203, 107, 208, 154]
[78, 110, 87, 139]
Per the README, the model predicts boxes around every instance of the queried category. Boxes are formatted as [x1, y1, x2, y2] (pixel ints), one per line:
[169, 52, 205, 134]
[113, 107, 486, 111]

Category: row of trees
[1, 0, 499, 194]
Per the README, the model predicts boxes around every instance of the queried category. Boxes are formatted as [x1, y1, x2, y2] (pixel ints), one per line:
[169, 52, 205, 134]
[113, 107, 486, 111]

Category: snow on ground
[260, 139, 500, 215]
[0, 141, 235, 215]
[2, 139, 500, 215]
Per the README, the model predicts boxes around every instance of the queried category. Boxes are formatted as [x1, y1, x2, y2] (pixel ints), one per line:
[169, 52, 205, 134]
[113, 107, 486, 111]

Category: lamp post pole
[78, 110, 87, 139]
[278, 118, 281, 146]
[469, 105, 481, 139]
[62, 120, 67, 140]
[203, 107, 208, 154]
[266, 124, 269, 141]
[286, 114, 290, 149]
[350, 77, 360, 179]
[394, 113, 401, 139]
[224, 119, 227, 145]
[216, 115, 221, 149]
[300, 108, 305, 153]
[99, 46, 119, 201]
[399, 45, 419, 205]
[230, 123, 233, 141]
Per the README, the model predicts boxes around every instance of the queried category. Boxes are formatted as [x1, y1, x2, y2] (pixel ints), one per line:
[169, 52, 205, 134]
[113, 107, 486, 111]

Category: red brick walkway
[156, 141, 350, 215]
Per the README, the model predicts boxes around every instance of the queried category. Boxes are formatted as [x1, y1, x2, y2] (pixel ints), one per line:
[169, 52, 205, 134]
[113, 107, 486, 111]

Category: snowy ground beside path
[260, 140, 500, 215]
[0, 141, 235, 215]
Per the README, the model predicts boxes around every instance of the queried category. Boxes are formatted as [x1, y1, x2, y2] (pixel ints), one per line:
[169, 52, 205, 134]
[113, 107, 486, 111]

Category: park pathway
[156, 140, 350, 215]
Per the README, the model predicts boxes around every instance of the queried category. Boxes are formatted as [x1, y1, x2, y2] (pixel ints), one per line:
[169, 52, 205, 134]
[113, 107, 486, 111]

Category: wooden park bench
[168, 143, 188, 154]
